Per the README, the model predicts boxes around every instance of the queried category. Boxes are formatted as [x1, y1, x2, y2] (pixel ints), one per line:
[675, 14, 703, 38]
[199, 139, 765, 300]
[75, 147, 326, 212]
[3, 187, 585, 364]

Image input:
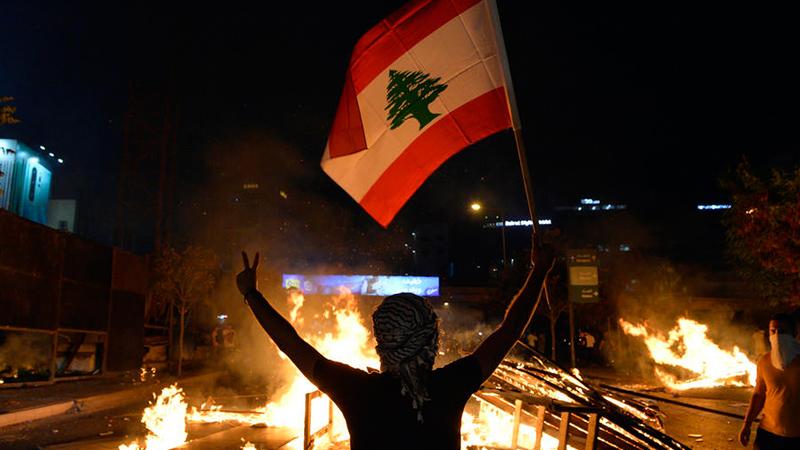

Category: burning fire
[461, 403, 571, 450]
[619, 317, 757, 390]
[124, 287, 566, 449]
[189, 287, 378, 447]
[119, 385, 188, 450]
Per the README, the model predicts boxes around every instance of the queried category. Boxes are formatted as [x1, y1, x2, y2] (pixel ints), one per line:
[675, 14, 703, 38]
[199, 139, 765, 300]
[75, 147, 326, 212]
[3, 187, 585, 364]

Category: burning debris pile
[120, 289, 689, 449]
[465, 347, 688, 450]
[619, 317, 757, 390]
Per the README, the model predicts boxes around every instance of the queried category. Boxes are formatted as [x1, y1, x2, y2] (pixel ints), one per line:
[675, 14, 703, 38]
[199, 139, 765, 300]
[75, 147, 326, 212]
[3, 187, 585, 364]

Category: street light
[468, 202, 508, 270]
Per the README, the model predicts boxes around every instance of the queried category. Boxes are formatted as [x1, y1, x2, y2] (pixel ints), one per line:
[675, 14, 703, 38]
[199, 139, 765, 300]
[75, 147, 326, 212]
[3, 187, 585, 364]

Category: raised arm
[237, 251, 324, 379]
[471, 246, 555, 379]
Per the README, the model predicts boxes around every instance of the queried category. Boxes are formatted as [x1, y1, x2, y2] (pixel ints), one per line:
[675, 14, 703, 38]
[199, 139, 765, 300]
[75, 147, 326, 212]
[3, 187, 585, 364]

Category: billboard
[0, 139, 53, 224]
[19, 158, 51, 225]
[0, 144, 15, 210]
[282, 274, 440, 297]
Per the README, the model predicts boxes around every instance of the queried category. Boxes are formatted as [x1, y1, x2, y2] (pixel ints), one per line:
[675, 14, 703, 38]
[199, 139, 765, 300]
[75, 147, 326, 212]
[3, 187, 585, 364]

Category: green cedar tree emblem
[385, 69, 448, 130]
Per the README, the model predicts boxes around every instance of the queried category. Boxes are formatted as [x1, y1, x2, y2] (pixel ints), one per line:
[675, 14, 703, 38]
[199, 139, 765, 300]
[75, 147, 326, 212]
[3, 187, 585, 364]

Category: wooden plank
[303, 392, 314, 450]
[584, 413, 598, 450]
[533, 405, 546, 450]
[511, 399, 522, 448]
[557, 412, 571, 450]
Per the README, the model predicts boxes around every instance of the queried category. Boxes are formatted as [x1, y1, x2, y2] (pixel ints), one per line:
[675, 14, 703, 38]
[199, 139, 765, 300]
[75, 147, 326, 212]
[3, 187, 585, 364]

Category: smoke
[173, 130, 412, 275]
[0, 331, 53, 381]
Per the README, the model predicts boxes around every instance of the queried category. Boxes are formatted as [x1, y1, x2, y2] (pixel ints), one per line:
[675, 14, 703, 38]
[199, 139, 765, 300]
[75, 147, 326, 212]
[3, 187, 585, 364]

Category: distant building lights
[697, 204, 731, 210]
[745, 208, 756, 215]
[580, 198, 600, 205]
[556, 203, 625, 212]
[484, 219, 552, 228]
[619, 244, 631, 252]
[243, 183, 259, 190]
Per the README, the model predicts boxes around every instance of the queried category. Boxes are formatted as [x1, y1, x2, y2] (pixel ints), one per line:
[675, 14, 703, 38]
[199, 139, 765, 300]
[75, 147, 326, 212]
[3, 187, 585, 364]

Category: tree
[722, 160, 800, 306]
[385, 70, 448, 130]
[152, 245, 220, 376]
[543, 272, 569, 361]
[0, 97, 21, 126]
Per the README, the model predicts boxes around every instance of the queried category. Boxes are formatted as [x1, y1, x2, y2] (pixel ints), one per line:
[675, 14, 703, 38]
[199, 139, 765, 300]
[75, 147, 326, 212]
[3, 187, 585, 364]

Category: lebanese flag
[321, 0, 514, 227]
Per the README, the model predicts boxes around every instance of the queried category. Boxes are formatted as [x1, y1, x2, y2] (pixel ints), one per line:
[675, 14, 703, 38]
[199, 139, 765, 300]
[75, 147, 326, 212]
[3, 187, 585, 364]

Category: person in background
[526, 332, 538, 349]
[584, 329, 597, 365]
[739, 313, 800, 449]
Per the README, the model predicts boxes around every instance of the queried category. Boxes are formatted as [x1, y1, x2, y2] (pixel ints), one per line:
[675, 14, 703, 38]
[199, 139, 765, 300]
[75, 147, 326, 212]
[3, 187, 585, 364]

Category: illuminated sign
[697, 204, 731, 210]
[483, 219, 552, 228]
[282, 274, 440, 297]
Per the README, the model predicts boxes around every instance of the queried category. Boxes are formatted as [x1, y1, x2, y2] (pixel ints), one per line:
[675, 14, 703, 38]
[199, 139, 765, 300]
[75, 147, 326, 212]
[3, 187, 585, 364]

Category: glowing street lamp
[470, 202, 482, 212]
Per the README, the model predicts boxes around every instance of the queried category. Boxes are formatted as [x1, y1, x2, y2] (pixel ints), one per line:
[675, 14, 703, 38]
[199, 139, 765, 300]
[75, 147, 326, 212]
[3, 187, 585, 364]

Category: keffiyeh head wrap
[372, 293, 439, 422]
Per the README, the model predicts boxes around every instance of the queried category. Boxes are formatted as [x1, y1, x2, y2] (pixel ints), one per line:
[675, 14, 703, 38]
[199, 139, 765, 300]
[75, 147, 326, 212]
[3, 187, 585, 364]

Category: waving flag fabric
[321, 0, 513, 227]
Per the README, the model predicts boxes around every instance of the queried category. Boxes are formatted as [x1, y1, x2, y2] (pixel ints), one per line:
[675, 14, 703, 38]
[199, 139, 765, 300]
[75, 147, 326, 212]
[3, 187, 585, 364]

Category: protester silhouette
[237, 247, 554, 449]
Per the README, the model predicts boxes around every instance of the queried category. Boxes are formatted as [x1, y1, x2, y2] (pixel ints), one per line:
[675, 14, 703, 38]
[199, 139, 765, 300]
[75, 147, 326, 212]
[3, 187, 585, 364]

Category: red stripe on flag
[349, 0, 483, 95]
[359, 87, 511, 227]
[328, 73, 367, 158]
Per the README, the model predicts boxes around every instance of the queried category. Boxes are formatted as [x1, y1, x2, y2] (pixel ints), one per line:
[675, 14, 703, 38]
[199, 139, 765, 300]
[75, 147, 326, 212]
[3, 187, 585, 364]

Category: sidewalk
[0, 369, 220, 429]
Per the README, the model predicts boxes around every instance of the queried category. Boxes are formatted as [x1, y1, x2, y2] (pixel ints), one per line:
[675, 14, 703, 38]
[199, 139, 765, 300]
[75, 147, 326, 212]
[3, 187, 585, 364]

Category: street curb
[0, 371, 220, 430]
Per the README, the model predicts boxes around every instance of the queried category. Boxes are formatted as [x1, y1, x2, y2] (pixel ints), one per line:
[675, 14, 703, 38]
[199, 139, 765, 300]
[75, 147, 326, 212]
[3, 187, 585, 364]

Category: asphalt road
[0, 371, 758, 450]
[0, 384, 297, 450]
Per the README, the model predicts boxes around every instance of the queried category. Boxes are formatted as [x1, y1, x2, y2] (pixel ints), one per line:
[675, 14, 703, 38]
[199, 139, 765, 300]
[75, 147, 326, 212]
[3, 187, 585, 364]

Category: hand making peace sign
[236, 251, 260, 297]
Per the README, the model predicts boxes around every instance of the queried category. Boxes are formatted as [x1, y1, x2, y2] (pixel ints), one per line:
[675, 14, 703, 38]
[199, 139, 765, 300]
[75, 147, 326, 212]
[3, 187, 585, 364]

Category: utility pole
[568, 297, 577, 369]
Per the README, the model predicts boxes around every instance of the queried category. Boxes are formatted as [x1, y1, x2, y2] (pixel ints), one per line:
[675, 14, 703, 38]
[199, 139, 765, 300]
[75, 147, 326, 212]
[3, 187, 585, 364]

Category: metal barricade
[303, 390, 335, 450]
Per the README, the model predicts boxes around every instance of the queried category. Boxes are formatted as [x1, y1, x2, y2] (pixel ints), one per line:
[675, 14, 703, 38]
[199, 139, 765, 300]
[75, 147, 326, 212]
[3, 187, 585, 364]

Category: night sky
[2, 1, 798, 259]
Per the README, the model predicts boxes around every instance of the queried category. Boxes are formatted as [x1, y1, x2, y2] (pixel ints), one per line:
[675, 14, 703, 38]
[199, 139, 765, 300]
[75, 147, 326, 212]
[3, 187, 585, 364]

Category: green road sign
[567, 250, 599, 304]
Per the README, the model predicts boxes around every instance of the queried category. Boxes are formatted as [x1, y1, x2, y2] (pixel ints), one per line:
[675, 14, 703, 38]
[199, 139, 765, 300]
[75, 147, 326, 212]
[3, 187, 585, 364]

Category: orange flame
[118, 384, 188, 450]
[619, 317, 757, 390]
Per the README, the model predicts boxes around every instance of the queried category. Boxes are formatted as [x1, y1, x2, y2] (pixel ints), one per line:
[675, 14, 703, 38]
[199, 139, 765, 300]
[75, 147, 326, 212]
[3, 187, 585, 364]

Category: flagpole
[488, 0, 540, 246]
